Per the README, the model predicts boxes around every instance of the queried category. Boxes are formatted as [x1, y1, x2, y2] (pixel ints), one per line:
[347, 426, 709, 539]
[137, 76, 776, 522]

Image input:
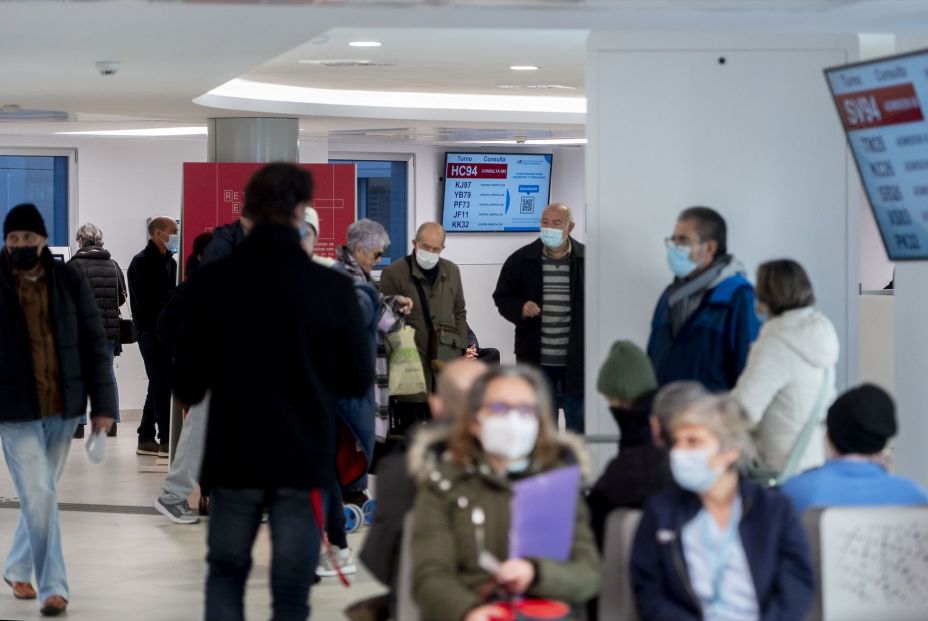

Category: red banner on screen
[835, 83, 924, 130]
[182, 163, 356, 275]
[446, 163, 509, 179]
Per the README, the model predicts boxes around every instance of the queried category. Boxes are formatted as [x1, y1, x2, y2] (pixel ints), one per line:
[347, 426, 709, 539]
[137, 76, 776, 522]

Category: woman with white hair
[68, 223, 126, 437]
[631, 394, 814, 621]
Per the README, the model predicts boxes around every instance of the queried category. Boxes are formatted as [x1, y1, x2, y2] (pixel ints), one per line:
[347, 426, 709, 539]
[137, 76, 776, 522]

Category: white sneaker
[316, 547, 356, 577]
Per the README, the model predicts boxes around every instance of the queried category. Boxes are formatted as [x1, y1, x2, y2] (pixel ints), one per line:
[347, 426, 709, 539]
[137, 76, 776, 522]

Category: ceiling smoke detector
[95, 61, 121, 76]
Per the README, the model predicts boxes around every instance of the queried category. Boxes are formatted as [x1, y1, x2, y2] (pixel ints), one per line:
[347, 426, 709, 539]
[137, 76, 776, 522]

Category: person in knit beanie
[782, 383, 928, 514]
[587, 340, 673, 551]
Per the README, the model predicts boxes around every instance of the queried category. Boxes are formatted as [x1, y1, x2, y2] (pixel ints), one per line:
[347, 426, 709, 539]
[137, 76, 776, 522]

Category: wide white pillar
[585, 33, 860, 469]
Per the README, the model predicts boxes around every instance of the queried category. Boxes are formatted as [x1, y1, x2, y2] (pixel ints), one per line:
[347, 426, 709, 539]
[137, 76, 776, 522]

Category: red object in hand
[490, 599, 571, 621]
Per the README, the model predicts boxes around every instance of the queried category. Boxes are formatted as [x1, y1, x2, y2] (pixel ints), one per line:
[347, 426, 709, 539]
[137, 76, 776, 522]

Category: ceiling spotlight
[510, 65, 539, 71]
[349, 41, 382, 48]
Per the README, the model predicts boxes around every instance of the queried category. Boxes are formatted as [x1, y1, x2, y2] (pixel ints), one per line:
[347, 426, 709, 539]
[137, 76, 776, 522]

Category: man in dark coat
[127, 216, 178, 456]
[0, 203, 116, 616]
[493, 203, 586, 432]
[172, 163, 373, 621]
[68, 222, 127, 437]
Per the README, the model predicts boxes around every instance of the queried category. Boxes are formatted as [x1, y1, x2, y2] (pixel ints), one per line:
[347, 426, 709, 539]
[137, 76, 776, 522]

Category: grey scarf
[667, 255, 744, 336]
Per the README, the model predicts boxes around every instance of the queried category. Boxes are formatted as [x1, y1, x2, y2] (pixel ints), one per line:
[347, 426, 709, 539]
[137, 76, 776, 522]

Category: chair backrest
[396, 512, 421, 621]
[802, 505, 928, 621]
[599, 509, 643, 621]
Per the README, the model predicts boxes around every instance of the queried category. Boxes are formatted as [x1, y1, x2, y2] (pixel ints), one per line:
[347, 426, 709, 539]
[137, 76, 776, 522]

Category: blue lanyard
[702, 503, 741, 612]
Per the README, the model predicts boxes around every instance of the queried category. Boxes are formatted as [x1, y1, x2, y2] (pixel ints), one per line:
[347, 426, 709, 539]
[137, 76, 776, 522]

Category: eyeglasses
[481, 401, 538, 417]
[664, 235, 701, 249]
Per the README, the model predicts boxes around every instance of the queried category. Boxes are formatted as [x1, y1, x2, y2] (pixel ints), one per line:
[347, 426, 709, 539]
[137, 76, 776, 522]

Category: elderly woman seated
[631, 394, 814, 621]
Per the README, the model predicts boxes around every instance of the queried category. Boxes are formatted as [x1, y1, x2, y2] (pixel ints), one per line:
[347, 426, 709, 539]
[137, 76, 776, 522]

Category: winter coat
[127, 240, 177, 333]
[731, 307, 839, 474]
[631, 477, 814, 621]
[647, 261, 759, 391]
[0, 248, 117, 422]
[493, 238, 585, 392]
[411, 432, 601, 621]
[171, 224, 374, 491]
[378, 255, 468, 392]
[68, 245, 127, 342]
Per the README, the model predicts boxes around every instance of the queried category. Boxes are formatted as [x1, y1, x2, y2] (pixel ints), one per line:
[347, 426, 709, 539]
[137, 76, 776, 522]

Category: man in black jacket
[0, 204, 116, 616]
[68, 222, 127, 438]
[493, 203, 586, 432]
[128, 216, 177, 456]
[172, 163, 373, 621]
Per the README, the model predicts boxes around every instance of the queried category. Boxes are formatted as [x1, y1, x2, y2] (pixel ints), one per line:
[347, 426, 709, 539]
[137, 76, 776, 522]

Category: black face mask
[9, 246, 40, 270]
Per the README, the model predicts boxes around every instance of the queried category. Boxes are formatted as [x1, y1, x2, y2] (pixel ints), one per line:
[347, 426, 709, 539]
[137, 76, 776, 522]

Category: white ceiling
[0, 0, 926, 142]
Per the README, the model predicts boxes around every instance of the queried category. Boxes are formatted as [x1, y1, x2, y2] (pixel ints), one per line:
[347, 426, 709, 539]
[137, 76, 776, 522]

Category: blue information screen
[442, 152, 553, 233]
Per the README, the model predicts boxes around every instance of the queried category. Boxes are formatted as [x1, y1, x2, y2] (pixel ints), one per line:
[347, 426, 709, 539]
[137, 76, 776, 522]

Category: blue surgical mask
[299, 222, 310, 240]
[670, 448, 724, 493]
[666, 244, 698, 278]
[166, 234, 180, 255]
[539, 227, 565, 249]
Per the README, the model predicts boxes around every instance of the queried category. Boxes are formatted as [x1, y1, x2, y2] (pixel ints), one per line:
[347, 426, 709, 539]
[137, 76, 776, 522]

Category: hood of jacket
[74, 245, 113, 260]
[408, 423, 592, 484]
[762, 306, 840, 368]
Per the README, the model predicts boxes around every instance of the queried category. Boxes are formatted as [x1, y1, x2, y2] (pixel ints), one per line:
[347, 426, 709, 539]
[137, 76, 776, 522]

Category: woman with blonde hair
[631, 394, 814, 621]
[411, 365, 600, 621]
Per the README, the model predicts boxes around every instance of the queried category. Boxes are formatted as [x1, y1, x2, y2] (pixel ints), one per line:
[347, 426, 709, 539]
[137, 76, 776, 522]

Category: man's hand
[521, 301, 541, 319]
[495, 559, 535, 595]
[464, 604, 509, 621]
[90, 416, 115, 435]
[395, 295, 414, 315]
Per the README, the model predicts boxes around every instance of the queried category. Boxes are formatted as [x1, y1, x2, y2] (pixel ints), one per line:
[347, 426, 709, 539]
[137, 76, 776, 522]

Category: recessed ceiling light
[510, 65, 539, 71]
[55, 127, 207, 137]
[349, 41, 382, 48]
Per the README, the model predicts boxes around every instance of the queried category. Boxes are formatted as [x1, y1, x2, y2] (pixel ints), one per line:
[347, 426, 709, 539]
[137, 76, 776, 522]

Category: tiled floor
[0, 418, 385, 621]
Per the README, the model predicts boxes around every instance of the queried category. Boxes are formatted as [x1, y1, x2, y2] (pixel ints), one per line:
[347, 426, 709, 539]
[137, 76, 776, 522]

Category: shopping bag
[386, 325, 427, 396]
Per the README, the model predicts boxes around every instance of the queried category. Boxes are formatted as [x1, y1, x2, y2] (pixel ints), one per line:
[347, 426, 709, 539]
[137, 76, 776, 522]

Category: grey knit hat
[596, 340, 658, 401]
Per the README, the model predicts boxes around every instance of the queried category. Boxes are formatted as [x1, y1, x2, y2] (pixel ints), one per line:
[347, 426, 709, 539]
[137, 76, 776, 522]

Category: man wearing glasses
[379, 222, 468, 394]
[647, 206, 759, 391]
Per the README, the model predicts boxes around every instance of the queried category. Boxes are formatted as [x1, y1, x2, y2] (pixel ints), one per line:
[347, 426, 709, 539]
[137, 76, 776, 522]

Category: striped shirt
[541, 253, 571, 367]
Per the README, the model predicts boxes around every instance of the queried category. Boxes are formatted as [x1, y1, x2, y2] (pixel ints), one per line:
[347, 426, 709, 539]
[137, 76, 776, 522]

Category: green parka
[410, 429, 601, 621]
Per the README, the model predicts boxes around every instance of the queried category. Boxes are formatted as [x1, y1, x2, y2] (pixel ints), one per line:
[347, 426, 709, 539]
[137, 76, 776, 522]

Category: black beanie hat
[4, 204, 48, 239]
[827, 384, 897, 455]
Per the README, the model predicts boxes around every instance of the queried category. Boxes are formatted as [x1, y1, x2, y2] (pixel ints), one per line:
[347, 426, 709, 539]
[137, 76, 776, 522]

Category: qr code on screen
[520, 196, 535, 214]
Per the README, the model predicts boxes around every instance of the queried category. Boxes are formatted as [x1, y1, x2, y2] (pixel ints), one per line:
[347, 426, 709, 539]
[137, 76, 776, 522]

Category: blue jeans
[206, 488, 325, 621]
[0, 416, 79, 601]
[79, 338, 120, 426]
[541, 365, 585, 434]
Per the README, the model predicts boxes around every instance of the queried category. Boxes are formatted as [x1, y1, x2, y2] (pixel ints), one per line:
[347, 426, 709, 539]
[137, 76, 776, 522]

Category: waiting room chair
[396, 512, 421, 621]
[598, 509, 642, 621]
[801, 505, 928, 621]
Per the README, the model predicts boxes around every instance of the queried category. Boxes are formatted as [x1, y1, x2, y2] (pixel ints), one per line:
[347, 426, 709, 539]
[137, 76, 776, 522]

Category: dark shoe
[107, 422, 117, 438]
[198, 495, 209, 517]
[343, 489, 370, 507]
[136, 440, 159, 456]
[40, 595, 67, 616]
[73, 424, 85, 440]
[4, 576, 37, 600]
[157, 443, 169, 458]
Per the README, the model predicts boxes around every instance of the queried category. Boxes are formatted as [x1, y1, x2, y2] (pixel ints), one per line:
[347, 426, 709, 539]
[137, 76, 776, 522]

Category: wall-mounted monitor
[441, 152, 552, 233]
[825, 49, 928, 261]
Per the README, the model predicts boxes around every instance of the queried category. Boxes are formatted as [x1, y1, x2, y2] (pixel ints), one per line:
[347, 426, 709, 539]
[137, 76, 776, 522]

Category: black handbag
[113, 259, 137, 345]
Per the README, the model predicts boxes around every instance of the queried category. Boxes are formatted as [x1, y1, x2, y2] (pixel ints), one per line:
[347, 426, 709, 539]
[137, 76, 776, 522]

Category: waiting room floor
[0, 416, 384, 621]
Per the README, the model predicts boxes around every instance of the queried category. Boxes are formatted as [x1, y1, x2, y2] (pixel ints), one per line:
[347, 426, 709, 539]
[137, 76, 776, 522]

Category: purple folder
[508, 465, 582, 562]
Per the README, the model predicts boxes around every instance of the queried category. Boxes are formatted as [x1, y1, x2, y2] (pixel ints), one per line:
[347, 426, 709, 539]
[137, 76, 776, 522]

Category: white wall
[0, 134, 206, 410]
[326, 141, 586, 365]
[586, 33, 860, 469]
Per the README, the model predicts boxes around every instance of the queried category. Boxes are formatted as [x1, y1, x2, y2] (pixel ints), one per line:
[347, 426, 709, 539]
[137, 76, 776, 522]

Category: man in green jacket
[379, 222, 468, 394]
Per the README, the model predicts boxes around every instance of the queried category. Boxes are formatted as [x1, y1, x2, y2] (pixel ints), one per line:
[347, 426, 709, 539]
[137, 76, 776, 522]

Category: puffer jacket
[731, 306, 839, 475]
[68, 245, 127, 341]
[0, 248, 117, 422]
[410, 431, 601, 621]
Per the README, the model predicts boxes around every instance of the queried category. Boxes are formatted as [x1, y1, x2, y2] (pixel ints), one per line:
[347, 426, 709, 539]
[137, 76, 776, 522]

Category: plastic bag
[386, 325, 427, 396]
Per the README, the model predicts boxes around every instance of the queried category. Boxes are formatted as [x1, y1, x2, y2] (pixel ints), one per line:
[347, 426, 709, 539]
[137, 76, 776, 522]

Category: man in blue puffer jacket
[647, 207, 760, 391]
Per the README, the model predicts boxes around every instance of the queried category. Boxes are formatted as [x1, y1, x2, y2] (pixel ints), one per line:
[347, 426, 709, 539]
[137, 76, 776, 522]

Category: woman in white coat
[731, 259, 839, 478]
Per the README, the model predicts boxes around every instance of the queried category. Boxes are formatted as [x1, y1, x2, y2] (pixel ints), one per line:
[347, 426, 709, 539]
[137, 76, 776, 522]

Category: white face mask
[85, 430, 107, 464]
[479, 411, 539, 461]
[415, 248, 440, 270]
[670, 447, 725, 493]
